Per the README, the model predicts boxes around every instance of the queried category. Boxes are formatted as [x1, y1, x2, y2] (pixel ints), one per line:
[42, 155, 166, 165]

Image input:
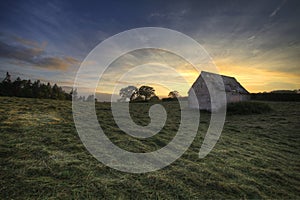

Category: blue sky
[0, 0, 299, 95]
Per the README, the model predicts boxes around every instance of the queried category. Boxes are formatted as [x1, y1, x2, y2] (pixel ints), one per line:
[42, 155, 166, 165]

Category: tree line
[0, 72, 182, 102]
[0, 72, 73, 100]
[251, 92, 300, 102]
[118, 85, 181, 102]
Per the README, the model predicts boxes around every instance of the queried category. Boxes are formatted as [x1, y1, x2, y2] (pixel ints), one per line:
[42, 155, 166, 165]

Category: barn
[188, 71, 250, 110]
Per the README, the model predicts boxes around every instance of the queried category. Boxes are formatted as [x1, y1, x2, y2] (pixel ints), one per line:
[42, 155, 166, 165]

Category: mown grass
[227, 101, 272, 115]
[0, 96, 299, 199]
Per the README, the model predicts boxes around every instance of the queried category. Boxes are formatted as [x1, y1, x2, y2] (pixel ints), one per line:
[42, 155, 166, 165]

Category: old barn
[188, 71, 250, 110]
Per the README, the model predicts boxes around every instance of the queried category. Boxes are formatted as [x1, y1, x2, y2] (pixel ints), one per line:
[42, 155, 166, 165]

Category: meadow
[0, 96, 299, 199]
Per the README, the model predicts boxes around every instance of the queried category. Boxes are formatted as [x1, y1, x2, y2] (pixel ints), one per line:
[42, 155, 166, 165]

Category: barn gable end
[188, 71, 250, 110]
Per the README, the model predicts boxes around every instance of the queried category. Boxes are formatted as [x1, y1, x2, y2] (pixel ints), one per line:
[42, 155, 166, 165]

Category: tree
[86, 94, 95, 102]
[149, 95, 160, 102]
[3, 72, 11, 82]
[39, 82, 48, 98]
[0, 72, 13, 96]
[46, 83, 52, 99]
[51, 84, 59, 99]
[168, 91, 180, 99]
[138, 85, 155, 100]
[32, 80, 41, 98]
[23, 80, 32, 97]
[130, 95, 144, 102]
[70, 88, 78, 101]
[119, 86, 138, 102]
[12, 77, 22, 96]
[0, 72, 72, 100]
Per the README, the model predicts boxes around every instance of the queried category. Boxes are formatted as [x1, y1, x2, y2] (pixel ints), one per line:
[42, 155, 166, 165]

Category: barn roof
[189, 71, 249, 94]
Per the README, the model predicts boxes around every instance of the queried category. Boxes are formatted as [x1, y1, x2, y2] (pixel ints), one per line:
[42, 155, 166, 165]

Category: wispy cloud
[269, 0, 287, 17]
[0, 37, 79, 71]
[0, 0, 299, 93]
[148, 9, 188, 22]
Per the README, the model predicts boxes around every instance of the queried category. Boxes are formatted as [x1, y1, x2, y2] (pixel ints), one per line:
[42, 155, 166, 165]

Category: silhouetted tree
[0, 74, 13, 96]
[0, 72, 72, 100]
[3, 72, 11, 82]
[70, 88, 78, 101]
[119, 86, 138, 102]
[130, 95, 144, 102]
[138, 85, 155, 100]
[23, 80, 33, 97]
[168, 91, 180, 98]
[149, 95, 160, 102]
[86, 94, 95, 102]
[32, 80, 41, 98]
[78, 96, 86, 101]
[45, 83, 52, 98]
[12, 77, 22, 96]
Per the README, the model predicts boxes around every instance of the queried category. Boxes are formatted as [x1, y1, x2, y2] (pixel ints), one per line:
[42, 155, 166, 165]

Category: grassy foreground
[0, 97, 299, 199]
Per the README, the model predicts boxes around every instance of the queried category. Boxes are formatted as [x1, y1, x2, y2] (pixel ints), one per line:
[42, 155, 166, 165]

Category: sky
[0, 0, 299, 98]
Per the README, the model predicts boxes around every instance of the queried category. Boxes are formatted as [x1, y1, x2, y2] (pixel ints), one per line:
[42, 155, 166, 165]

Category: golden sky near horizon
[1, 0, 300, 98]
[91, 48, 300, 98]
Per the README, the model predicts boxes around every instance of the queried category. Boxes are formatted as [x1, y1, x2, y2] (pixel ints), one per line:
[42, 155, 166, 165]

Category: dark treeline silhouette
[118, 85, 184, 103]
[118, 85, 160, 103]
[0, 72, 72, 100]
[251, 92, 300, 102]
[162, 91, 181, 102]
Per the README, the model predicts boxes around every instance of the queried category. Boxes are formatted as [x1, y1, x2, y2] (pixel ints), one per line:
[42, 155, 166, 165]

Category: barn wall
[188, 90, 199, 109]
[188, 75, 250, 110]
[226, 93, 250, 103]
[188, 77, 211, 110]
[188, 92, 211, 110]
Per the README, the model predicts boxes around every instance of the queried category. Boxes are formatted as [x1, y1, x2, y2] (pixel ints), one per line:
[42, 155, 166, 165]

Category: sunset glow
[0, 0, 299, 98]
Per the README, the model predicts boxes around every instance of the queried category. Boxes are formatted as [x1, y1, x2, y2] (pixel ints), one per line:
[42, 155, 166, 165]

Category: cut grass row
[0, 97, 299, 199]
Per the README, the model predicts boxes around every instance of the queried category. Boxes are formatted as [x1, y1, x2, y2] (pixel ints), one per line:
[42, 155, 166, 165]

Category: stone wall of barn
[188, 76, 250, 110]
[188, 77, 211, 110]
[226, 93, 251, 103]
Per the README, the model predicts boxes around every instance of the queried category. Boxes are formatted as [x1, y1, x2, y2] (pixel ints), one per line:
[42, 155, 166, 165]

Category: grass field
[0, 96, 299, 199]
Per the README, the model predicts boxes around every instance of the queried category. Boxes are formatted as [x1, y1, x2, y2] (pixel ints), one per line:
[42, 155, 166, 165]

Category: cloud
[269, 0, 287, 17]
[1, 0, 299, 93]
[148, 9, 188, 22]
[11, 35, 44, 48]
[93, 48, 200, 97]
[31, 56, 77, 70]
[0, 39, 79, 71]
